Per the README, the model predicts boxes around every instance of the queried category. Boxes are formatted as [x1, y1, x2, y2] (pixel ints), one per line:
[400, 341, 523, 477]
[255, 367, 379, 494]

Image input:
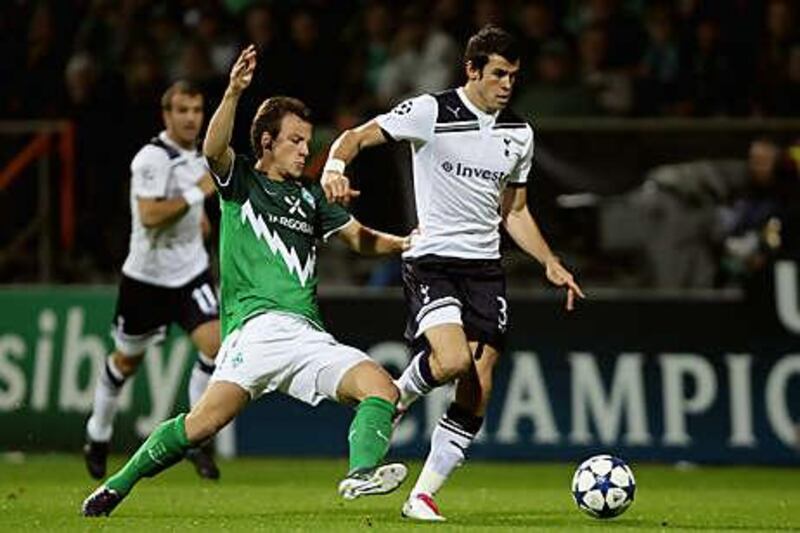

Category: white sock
[396, 349, 440, 406]
[189, 352, 215, 408]
[86, 358, 127, 442]
[411, 404, 482, 497]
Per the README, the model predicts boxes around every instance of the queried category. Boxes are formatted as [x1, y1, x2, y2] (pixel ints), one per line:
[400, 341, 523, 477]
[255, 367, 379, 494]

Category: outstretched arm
[321, 121, 388, 204]
[336, 218, 412, 256]
[203, 45, 257, 178]
[502, 186, 585, 310]
[321, 93, 437, 204]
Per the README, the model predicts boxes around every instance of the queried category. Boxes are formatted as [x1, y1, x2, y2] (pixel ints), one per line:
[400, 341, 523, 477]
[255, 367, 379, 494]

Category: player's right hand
[321, 170, 361, 205]
[544, 257, 585, 312]
[228, 44, 257, 95]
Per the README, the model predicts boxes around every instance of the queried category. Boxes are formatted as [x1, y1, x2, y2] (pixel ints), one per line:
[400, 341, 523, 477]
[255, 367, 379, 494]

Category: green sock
[105, 414, 191, 495]
[348, 396, 396, 474]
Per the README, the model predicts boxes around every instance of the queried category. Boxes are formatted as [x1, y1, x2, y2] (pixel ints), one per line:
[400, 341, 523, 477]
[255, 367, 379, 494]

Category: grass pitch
[0, 454, 797, 532]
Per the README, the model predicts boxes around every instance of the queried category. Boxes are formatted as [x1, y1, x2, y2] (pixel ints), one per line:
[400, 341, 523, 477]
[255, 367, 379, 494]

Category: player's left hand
[544, 257, 585, 311]
[400, 228, 420, 252]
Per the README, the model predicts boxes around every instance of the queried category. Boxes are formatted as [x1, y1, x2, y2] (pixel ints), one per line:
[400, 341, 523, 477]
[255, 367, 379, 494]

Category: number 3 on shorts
[497, 296, 508, 332]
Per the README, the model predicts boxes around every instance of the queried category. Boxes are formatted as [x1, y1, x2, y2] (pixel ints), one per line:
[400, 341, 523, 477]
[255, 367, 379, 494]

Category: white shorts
[211, 312, 370, 405]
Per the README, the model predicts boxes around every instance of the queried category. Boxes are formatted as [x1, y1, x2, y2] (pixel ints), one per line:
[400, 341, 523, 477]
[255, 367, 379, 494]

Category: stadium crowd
[4, 0, 799, 123]
[1, 0, 799, 286]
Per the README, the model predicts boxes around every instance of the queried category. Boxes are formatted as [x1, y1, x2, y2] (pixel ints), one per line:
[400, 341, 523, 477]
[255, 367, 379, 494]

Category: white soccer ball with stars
[571, 454, 636, 519]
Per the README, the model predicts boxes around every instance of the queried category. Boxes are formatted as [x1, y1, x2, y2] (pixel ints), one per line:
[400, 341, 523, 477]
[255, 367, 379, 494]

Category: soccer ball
[571, 454, 635, 519]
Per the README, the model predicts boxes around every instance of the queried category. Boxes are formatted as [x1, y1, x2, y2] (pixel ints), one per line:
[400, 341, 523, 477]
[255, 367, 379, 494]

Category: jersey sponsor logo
[265, 213, 313, 235]
[284, 196, 308, 218]
[241, 200, 317, 287]
[441, 160, 507, 183]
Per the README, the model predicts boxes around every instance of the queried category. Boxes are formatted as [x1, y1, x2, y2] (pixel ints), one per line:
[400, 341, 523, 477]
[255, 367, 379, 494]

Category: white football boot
[338, 463, 408, 500]
[401, 492, 446, 522]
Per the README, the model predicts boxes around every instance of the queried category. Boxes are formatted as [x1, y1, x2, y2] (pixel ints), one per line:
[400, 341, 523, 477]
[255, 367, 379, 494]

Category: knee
[203, 342, 220, 360]
[112, 352, 143, 377]
[432, 347, 472, 379]
[381, 380, 400, 405]
[362, 375, 399, 405]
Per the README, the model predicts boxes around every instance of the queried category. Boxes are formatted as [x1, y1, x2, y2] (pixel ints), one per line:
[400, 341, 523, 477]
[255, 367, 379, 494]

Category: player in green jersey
[82, 45, 412, 517]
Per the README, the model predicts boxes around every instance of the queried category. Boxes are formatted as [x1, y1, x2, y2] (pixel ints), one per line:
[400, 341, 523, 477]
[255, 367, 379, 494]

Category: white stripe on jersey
[377, 88, 534, 260]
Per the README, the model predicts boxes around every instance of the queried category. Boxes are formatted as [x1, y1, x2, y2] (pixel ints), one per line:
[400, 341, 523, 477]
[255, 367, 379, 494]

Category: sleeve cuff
[182, 186, 205, 206]
[206, 156, 234, 187]
[323, 216, 355, 241]
[379, 126, 395, 142]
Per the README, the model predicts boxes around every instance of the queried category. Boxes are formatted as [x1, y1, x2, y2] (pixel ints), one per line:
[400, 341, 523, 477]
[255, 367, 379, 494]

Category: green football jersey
[213, 155, 352, 336]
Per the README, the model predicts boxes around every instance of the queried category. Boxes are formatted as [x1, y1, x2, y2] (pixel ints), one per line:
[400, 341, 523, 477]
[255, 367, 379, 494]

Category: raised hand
[228, 44, 257, 95]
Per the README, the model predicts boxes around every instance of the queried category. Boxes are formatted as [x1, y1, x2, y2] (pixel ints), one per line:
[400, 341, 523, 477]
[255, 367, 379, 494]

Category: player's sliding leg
[184, 320, 222, 480]
[81, 381, 248, 517]
[402, 342, 499, 522]
[394, 322, 472, 418]
[335, 361, 408, 500]
[84, 351, 143, 479]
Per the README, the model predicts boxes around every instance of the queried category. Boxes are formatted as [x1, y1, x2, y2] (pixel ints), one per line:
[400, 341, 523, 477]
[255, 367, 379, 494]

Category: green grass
[0, 455, 797, 532]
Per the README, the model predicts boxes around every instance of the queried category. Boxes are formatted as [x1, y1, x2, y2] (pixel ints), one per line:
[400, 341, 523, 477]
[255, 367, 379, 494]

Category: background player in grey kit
[322, 25, 585, 521]
[84, 81, 222, 481]
[81, 45, 415, 517]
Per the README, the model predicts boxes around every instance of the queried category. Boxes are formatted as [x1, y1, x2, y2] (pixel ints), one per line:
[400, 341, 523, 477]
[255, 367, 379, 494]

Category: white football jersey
[122, 131, 209, 287]
[376, 88, 534, 260]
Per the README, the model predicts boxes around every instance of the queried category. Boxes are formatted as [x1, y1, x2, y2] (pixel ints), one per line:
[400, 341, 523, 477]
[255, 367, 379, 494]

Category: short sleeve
[309, 183, 353, 240]
[206, 154, 249, 202]
[130, 147, 170, 198]
[375, 94, 437, 144]
[508, 125, 534, 185]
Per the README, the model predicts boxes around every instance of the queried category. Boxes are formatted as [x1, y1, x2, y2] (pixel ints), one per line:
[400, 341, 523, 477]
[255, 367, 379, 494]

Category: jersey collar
[456, 87, 498, 124]
[159, 130, 196, 155]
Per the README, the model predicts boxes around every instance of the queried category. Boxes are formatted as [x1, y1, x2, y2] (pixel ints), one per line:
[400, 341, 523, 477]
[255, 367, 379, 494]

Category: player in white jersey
[84, 81, 222, 482]
[322, 25, 585, 521]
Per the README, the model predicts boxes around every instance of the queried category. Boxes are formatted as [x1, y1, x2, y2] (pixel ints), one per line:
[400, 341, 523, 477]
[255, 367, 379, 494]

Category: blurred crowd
[3, 0, 800, 124]
[612, 136, 800, 289]
[1, 0, 800, 286]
